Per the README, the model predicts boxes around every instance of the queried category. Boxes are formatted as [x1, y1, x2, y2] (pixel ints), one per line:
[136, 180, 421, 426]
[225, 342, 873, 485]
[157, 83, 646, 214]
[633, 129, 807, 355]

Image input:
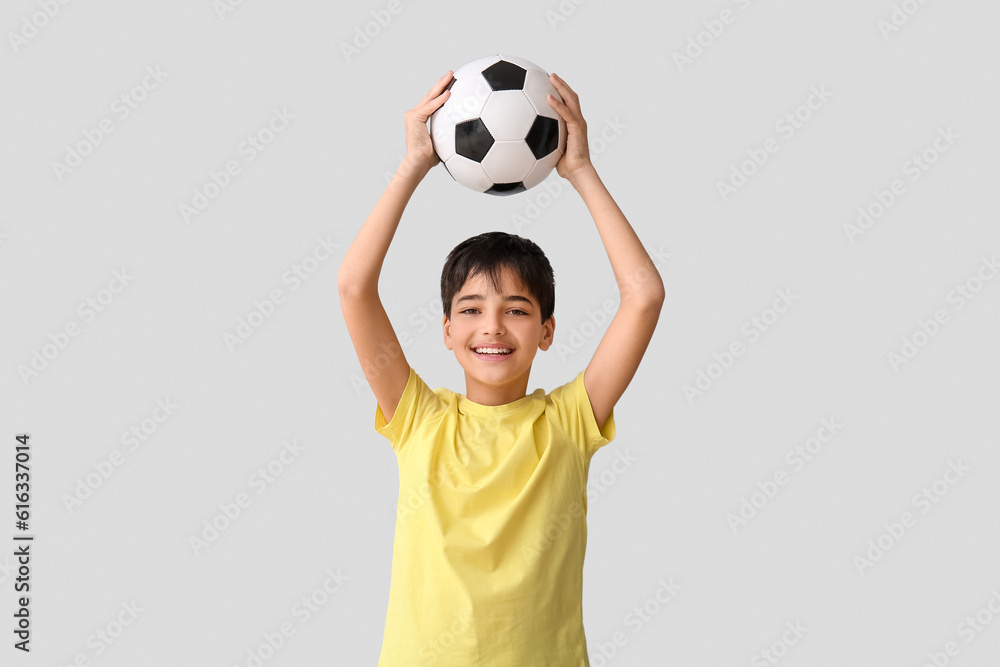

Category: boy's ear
[538, 315, 555, 351]
[442, 314, 453, 350]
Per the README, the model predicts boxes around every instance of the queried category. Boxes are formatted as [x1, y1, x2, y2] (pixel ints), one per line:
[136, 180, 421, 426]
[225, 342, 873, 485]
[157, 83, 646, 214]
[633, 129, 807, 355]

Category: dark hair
[441, 231, 555, 324]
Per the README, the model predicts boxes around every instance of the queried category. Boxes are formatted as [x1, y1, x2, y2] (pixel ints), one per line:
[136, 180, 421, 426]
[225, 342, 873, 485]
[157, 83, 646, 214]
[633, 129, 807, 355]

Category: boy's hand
[547, 73, 594, 180]
[400, 71, 453, 178]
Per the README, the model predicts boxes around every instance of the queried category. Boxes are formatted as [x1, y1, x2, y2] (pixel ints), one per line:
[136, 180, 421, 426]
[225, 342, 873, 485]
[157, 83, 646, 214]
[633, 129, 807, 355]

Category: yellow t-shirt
[373, 366, 616, 666]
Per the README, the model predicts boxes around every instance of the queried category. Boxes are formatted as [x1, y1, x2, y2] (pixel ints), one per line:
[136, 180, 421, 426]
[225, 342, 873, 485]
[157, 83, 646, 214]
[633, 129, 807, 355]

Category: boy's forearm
[567, 165, 665, 304]
[337, 160, 429, 295]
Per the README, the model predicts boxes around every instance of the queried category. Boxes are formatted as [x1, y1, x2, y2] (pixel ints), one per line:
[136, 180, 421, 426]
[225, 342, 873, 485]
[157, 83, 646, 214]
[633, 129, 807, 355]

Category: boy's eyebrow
[455, 294, 534, 306]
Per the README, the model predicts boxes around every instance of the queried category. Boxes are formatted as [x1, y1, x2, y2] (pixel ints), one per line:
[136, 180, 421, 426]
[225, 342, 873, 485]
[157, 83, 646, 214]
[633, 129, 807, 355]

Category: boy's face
[442, 267, 554, 404]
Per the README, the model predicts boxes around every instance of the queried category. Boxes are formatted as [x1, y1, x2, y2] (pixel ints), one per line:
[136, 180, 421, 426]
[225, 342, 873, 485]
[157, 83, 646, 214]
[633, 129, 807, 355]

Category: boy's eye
[460, 309, 528, 316]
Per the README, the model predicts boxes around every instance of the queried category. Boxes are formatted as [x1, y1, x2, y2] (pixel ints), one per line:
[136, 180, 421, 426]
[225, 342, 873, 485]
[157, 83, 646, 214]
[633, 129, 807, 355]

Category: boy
[338, 69, 664, 665]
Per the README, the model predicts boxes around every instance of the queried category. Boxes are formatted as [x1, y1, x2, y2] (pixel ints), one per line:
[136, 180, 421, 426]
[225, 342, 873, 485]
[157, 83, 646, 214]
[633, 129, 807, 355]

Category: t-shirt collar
[457, 390, 538, 416]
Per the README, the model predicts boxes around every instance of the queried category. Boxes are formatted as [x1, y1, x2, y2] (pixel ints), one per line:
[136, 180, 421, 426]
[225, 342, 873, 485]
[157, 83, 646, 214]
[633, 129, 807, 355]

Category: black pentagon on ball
[455, 118, 494, 163]
[482, 60, 527, 91]
[525, 116, 559, 159]
[486, 182, 527, 196]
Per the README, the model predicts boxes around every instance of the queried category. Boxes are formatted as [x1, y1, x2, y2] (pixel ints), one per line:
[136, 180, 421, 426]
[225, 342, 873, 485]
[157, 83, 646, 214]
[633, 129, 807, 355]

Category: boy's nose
[482, 315, 505, 334]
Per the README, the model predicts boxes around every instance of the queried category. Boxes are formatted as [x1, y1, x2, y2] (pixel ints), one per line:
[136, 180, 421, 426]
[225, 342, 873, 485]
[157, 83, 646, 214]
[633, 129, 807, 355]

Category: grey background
[2, 0, 999, 665]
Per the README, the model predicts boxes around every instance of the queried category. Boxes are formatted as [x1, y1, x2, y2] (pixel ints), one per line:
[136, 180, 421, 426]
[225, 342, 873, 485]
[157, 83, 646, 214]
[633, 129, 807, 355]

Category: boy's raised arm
[337, 71, 453, 423]
[337, 71, 453, 295]
[338, 161, 426, 295]
[546, 73, 665, 432]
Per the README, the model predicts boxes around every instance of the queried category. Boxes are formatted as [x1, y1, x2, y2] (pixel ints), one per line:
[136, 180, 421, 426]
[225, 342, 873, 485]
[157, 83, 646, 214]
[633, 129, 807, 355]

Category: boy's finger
[421, 89, 450, 110]
[549, 78, 570, 101]
[424, 71, 453, 98]
[549, 73, 578, 100]
[552, 72, 571, 89]
[547, 93, 580, 119]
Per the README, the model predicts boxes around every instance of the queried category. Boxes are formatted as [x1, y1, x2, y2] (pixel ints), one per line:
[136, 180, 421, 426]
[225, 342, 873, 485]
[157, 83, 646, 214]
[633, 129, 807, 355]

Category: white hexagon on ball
[480, 91, 537, 141]
[481, 141, 536, 185]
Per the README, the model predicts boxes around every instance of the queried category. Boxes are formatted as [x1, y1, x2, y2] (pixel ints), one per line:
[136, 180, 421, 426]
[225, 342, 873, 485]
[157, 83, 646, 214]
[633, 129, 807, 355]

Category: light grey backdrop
[2, 0, 999, 665]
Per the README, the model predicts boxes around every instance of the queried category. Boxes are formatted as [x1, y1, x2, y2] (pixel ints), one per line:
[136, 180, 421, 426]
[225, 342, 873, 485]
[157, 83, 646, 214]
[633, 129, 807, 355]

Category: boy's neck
[462, 371, 531, 407]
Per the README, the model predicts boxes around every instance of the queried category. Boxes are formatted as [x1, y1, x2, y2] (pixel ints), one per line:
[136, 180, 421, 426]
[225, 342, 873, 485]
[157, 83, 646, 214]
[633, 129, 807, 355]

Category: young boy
[338, 69, 664, 666]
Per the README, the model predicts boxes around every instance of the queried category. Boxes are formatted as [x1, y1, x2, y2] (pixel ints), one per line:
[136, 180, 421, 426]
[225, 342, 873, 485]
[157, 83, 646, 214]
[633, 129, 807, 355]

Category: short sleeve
[373, 366, 446, 453]
[547, 370, 616, 459]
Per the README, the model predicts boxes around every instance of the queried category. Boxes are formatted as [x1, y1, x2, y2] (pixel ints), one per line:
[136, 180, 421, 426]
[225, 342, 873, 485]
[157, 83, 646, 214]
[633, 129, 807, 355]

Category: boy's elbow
[652, 285, 666, 305]
[636, 279, 665, 307]
[338, 275, 379, 301]
[630, 262, 665, 305]
[338, 278, 363, 299]
[336, 268, 353, 294]
[641, 291, 665, 317]
[337, 268, 363, 298]
[337, 262, 365, 296]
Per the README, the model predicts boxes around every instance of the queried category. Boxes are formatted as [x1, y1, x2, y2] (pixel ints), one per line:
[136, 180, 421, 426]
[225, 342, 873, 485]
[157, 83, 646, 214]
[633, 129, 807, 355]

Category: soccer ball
[429, 55, 566, 196]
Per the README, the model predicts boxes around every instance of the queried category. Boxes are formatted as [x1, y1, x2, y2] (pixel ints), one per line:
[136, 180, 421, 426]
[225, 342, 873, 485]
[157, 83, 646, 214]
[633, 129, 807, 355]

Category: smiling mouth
[472, 347, 515, 358]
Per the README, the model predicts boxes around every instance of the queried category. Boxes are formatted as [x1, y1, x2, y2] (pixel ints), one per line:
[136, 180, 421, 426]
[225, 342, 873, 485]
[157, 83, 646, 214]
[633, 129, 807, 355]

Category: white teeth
[474, 347, 512, 355]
